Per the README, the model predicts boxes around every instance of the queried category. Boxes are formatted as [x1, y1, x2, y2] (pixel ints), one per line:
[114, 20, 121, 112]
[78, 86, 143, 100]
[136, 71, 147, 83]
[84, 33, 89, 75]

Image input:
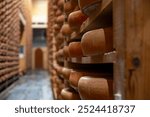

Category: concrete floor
[1, 70, 53, 100]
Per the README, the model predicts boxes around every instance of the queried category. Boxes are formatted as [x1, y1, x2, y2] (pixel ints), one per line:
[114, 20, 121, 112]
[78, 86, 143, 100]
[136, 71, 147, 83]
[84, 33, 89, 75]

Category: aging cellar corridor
[0, 0, 150, 100]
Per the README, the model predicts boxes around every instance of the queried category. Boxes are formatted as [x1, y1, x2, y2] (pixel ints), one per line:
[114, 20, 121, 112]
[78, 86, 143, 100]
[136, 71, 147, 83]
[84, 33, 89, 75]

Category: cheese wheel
[78, 76, 113, 100]
[68, 42, 83, 57]
[81, 29, 105, 56]
[56, 15, 65, 25]
[61, 67, 72, 80]
[61, 23, 72, 36]
[56, 33, 64, 40]
[53, 5, 58, 11]
[69, 71, 110, 88]
[61, 88, 81, 100]
[53, 24, 61, 32]
[81, 28, 113, 56]
[64, 0, 78, 15]
[55, 9, 62, 16]
[69, 71, 86, 88]
[53, 0, 58, 5]
[57, 0, 64, 8]
[63, 46, 70, 57]
[68, 10, 88, 31]
[51, 44, 57, 52]
[51, 70, 57, 76]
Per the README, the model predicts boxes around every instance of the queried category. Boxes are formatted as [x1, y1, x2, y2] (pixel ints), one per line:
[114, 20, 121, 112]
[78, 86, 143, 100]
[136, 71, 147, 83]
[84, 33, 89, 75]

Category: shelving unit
[0, 0, 20, 93]
[47, 0, 150, 100]
[47, 0, 114, 100]
[67, 51, 116, 64]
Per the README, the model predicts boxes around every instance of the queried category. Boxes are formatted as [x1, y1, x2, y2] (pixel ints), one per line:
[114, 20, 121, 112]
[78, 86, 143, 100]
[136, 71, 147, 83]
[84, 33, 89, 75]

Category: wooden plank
[67, 51, 116, 64]
[114, 0, 150, 99]
[125, 0, 150, 99]
[113, 0, 126, 99]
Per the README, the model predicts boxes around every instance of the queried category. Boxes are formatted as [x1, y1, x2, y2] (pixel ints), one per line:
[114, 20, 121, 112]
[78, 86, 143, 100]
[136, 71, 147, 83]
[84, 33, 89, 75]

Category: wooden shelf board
[67, 51, 116, 64]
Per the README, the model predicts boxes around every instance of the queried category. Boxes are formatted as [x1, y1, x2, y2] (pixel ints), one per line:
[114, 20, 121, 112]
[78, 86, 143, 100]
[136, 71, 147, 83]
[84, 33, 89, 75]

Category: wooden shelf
[67, 51, 116, 64]
[70, 0, 112, 41]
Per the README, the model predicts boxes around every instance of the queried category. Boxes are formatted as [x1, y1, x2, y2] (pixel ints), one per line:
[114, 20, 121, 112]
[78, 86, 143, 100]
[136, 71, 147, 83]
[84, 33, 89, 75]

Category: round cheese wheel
[63, 46, 70, 57]
[68, 42, 84, 57]
[64, 0, 78, 15]
[81, 28, 113, 56]
[57, 0, 64, 8]
[68, 10, 88, 31]
[61, 67, 72, 80]
[53, 5, 58, 11]
[61, 23, 72, 36]
[61, 88, 81, 100]
[55, 9, 62, 16]
[78, 76, 113, 100]
[81, 29, 105, 56]
[53, 0, 58, 5]
[69, 71, 86, 88]
[56, 15, 65, 25]
[56, 33, 64, 40]
[53, 24, 61, 32]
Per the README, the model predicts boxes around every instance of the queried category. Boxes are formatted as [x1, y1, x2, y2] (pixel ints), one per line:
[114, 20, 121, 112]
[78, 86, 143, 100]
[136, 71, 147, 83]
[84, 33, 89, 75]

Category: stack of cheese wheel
[47, 0, 65, 99]
[47, 0, 114, 100]
[58, 0, 81, 100]
[54, 0, 66, 99]
[0, 0, 20, 84]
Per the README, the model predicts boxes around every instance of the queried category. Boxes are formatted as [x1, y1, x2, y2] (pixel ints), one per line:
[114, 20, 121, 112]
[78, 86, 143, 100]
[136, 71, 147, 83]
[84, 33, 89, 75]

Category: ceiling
[31, 0, 48, 28]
